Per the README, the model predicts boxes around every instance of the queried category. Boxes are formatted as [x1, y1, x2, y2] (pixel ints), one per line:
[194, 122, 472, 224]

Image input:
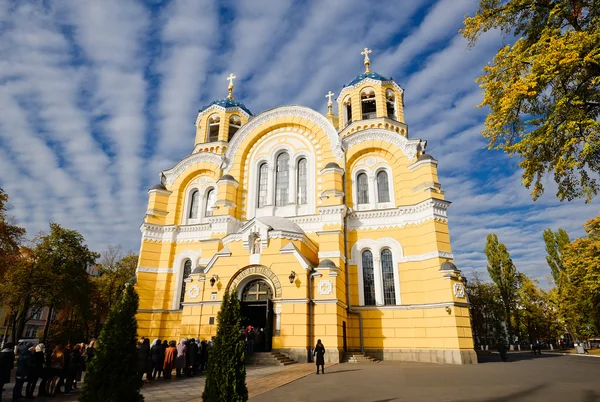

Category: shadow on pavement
[455, 383, 547, 401]
[477, 352, 562, 364]
[323, 369, 363, 374]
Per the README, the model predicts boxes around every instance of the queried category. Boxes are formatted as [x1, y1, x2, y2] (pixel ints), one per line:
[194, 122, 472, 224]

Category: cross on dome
[361, 47, 372, 73]
[227, 73, 237, 100]
[325, 91, 335, 105]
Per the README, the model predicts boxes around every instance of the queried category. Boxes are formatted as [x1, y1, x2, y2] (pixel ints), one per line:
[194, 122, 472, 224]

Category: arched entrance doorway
[240, 279, 273, 352]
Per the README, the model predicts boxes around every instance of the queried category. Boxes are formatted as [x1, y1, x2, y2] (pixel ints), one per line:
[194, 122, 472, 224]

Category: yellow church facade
[136, 50, 477, 364]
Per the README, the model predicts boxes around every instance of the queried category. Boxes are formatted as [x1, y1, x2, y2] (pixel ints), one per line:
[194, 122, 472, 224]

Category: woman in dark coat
[314, 339, 325, 374]
[66, 344, 83, 394]
[150, 339, 163, 380]
[137, 338, 151, 382]
[0, 342, 15, 401]
[13, 344, 33, 400]
[26, 344, 45, 398]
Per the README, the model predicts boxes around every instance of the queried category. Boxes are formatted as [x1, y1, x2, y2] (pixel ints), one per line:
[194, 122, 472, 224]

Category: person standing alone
[314, 339, 325, 374]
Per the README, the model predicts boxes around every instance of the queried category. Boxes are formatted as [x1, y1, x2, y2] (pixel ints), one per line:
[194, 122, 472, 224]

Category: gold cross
[361, 47, 372, 73]
[246, 282, 268, 301]
[227, 73, 236, 100]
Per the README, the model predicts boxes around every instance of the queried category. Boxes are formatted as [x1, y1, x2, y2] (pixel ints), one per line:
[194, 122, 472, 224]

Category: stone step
[342, 352, 381, 363]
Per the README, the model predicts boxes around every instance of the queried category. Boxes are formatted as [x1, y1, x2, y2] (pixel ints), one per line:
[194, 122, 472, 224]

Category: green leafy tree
[462, 0, 600, 202]
[79, 284, 143, 402]
[543, 228, 570, 285]
[485, 234, 518, 343]
[34, 223, 99, 344]
[516, 273, 560, 343]
[202, 290, 248, 402]
[559, 216, 600, 339]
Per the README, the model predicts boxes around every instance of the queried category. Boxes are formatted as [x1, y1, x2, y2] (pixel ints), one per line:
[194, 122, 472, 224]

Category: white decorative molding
[342, 129, 426, 161]
[347, 199, 450, 232]
[187, 285, 200, 299]
[454, 283, 466, 299]
[136, 267, 173, 274]
[318, 251, 346, 262]
[223, 106, 343, 172]
[351, 301, 470, 310]
[280, 242, 314, 270]
[162, 152, 223, 187]
[140, 216, 242, 244]
[408, 158, 438, 171]
[318, 280, 333, 296]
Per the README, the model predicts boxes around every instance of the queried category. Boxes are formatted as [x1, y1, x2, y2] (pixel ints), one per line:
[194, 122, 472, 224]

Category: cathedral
[136, 49, 477, 364]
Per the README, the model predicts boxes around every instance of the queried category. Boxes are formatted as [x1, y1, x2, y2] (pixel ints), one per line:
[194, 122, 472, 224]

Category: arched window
[361, 88, 376, 120]
[381, 249, 396, 305]
[377, 170, 390, 203]
[207, 114, 220, 142]
[242, 279, 273, 301]
[362, 250, 376, 306]
[228, 115, 241, 141]
[180, 259, 192, 308]
[205, 188, 216, 217]
[257, 163, 268, 208]
[386, 89, 396, 120]
[188, 190, 199, 218]
[275, 153, 289, 206]
[297, 158, 307, 204]
[343, 96, 352, 127]
[357, 173, 369, 204]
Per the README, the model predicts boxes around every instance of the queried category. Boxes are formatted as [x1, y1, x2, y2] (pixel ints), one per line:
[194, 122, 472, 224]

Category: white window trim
[247, 133, 316, 219]
[386, 89, 397, 120]
[351, 163, 396, 211]
[182, 180, 217, 225]
[343, 96, 352, 126]
[171, 250, 201, 310]
[351, 238, 402, 306]
[204, 187, 217, 217]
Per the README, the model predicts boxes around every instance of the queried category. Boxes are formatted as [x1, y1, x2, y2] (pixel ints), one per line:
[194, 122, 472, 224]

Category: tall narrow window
[275, 153, 289, 206]
[207, 114, 220, 142]
[357, 173, 369, 204]
[188, 190, 199, 218]
[381, 249, 396, 305]
[228, 115, 241, 141]
[180, 259, 192, 308]
[297, 158, 307, 204]
[377, 171, 390, 203]
[343, 96, 352, 126]
[257, 163, 268, 208]
[362, 250, 376, 306]
[205, 188, 216, 217]
[361, 88, 376, 120]
[386, 89, 396, 120]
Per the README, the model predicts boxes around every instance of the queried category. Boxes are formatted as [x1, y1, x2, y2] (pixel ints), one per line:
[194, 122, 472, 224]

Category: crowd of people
[0, 340, 96, 401]
[240, 326, 268, 355]
[136, 337, 213, 382]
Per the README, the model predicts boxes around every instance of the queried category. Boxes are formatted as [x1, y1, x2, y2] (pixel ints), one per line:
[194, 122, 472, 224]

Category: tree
[80, 283, 143, 402]
[92, 246, 138, 337]
[462, 1, 600, 202]
[543, 228, 570, 285]
[202, 290, 248, 402]
[467, 273, 506, 346]
[559, 216, 600, 339]
[0, 187, 26, 278]
[34, 223, 99, 345]
[516, 273, 560, 343]
[485, 234, 518, 343]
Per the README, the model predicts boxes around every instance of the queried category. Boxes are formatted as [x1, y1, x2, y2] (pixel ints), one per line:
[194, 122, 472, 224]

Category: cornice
[162, 152, 224, 188]
[408, 158, 438, 171]
[223, 105, 344, 172]
[337, 78, 404, 102]
[195, 104, 251, 126]
[342, 129, 426, 162]
[347, 199, 450, 231]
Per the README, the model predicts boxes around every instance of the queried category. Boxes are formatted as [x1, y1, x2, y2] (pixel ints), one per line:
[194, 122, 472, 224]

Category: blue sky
[0, 0, 598, 285]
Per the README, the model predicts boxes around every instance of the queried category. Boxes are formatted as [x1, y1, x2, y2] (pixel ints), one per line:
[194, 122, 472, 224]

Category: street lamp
[289, 271, 296, 284]
[210, 275, 219, 287]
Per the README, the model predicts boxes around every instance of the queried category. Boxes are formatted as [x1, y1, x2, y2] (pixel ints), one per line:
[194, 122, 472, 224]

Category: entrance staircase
[245, 352, 296, 366]
[342, 351, 381, 363]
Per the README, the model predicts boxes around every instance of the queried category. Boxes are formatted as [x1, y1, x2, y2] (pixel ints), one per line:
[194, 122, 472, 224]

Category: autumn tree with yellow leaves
[463, 0, 600, 202]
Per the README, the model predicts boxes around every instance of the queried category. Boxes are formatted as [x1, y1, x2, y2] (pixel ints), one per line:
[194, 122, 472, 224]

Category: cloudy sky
[0, 0, 598, 285]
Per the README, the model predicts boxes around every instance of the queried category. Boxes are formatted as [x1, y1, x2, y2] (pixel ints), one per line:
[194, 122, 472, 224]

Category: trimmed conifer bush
[202, 289, 248, 402]
[80, 283, 144, 402]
